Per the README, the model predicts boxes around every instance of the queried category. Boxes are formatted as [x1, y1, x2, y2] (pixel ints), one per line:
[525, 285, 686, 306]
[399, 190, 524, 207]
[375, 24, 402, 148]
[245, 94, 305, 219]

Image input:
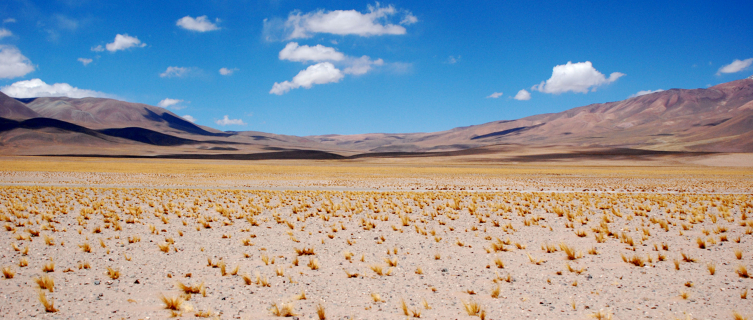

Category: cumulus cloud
[77, 58, 92, 66]
[1, 78, 111, 98]
[182, 115, 196, 123]
[215, 115, 246, 126]
[265, 3, 416, 40]
[279, 42, 345, 62]
[219, 67, 238, 75]
[0, 28, 12, 39]
[0, 45, 35, 79]
[532, 61, 624, 94]
[176, 15, 220, 32]
[514, 89, 531, 101]
[160, 66, 192, 78]
[716, 58, 753, 75]
[157, 98, 184, 109]
[105, 34, 146, 52]
[270, 62, 344, 95]
[630, 89, 664, 98]
[487, 92, 503, 99]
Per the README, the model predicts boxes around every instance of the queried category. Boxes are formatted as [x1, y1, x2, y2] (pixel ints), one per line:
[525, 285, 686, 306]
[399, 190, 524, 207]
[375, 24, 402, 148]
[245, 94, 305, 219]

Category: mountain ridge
[1, 78, 752, 156]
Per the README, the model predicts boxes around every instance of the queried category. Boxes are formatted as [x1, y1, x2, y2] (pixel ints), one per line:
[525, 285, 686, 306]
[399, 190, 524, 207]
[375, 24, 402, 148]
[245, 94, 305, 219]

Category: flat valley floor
[0, 154, 752, 319]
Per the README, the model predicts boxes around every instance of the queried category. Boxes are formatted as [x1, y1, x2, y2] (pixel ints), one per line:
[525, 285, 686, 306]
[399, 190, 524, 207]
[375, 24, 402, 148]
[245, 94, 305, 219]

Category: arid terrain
[0, 156, 752, 319]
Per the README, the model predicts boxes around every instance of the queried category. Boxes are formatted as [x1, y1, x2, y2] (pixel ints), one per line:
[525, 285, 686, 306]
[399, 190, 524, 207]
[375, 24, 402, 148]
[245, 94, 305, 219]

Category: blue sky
[1, 0, 752, 136]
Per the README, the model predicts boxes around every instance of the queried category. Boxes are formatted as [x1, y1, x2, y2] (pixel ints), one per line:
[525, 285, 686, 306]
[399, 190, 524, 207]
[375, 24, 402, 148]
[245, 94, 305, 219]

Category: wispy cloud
[160, 66, 194, 78]
[215, 115, 246, 126]
[716, 58, 753, 75]
[487, 92, 503, 99]
[176, 15, 220, 32]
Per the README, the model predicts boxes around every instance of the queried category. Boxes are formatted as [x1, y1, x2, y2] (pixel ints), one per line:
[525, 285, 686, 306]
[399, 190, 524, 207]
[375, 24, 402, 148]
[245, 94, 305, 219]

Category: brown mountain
[308, 78, 753, 153]
[1, 78, 752, 158]
[0, 92, 40, 120]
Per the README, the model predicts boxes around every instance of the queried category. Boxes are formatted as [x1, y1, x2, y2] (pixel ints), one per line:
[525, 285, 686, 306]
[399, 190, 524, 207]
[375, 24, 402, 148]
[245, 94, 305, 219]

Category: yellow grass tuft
[316, 303, 326, 320]
[2, 266, 15, 279]
[461, 299, 482, 316]
[707, 262, 716, 275]
[737, 265, 750, 278]
[270, 302, 296, 317]
[307, 258, 320, 270]
[106, 267, 120, 279]
[491, 285, 500, 298]
[38, 291, 58, 312]
[160, 294, 184, 310]
[35, 275, 55, 292]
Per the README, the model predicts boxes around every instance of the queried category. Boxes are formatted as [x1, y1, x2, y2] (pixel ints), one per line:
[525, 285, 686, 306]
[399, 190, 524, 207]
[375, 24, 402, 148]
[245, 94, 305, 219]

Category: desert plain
[0, 154, 752, 320]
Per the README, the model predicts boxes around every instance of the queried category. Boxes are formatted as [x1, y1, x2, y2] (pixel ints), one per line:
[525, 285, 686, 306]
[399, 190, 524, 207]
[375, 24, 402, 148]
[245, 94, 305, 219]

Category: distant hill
[1, 78, 752, 157]
[308, 78, 753, 153]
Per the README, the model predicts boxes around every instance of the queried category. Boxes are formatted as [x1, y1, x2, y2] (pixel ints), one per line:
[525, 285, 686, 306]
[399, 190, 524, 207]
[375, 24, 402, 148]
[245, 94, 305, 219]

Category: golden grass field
[0, 156, 752, 319]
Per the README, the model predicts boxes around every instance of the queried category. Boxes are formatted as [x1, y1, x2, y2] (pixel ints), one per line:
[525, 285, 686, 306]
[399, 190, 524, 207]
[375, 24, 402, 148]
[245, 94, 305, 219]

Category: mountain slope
[308, 78, 753, 152]
[0, 92, 40, 120]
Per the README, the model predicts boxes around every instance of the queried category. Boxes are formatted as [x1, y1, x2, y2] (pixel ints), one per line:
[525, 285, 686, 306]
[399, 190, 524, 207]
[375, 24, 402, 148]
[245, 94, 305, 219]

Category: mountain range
[1, 78, 752, 159]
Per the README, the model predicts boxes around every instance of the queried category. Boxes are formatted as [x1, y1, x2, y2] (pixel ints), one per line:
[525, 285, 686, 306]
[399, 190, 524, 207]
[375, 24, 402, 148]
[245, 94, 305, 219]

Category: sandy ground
[0, 157, 752, 319]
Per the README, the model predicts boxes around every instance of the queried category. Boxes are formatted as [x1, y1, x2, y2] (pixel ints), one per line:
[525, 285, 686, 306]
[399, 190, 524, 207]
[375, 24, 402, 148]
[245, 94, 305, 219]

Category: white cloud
[215, 115, 246, 126]
[532, 61, 624, 94]
[3, 18, 16, 24]
[0, 28, 12, 39]
[279, 42, 345, 62]
[343, 56, 383, 75]
[176, 15, 220, 32]
[182, 115, 196, 123]
[270, 62, 344, 95]
[91, 45, 104, 52]
[514, 89, 531, 101]
[105, 34, 146, 52]
[1, 78, 111, 98]
[77, 58, 92, 66]
[157, 98, 184, 109]
[0, 45, 35, 79]
[447, 55, 460, 64]
[160, 66, 191, 78]
[267, 3, 416, 40]
[487, 92, 503, 99]
[630, 89, 664, 98]
[716, 58, 753, 75]
[400, 13, 418, 25]
[219, 67, 238, 75]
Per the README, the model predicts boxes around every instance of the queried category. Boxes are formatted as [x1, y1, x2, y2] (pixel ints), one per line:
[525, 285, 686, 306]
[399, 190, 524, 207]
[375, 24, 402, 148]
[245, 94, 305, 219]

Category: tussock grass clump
[270, 302, 296, 317]
[461, 299, 483, 316]
[79, 242, 93, 253]
[106, 267, 120, 279]
[38, 291, 58, 312]
[19, 258, 28, 267]
[371, 292, 384, 303]
[307, 258, 320, 270]
[491, 285, 500, 298]
[621, 253, 645, 267]
[42, 261, 55, 273]
[707, 263, 716, 275]
[35, 275, 55, 292]
[294, 247, 315, 256]
[681, 252, 696, 263]
[526, 253, 544, 265]
[733, 311, 749, 320]
[316, 303, 326, 320]
[177, 281, 205, 294]
[160, 294, 184, 310]
[560, 242, 582, 260]
[735, 248, 743, 260]
[737, 265, 750, 278]
[493, 256, 504, 269]
[2, 266, 14, 279]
